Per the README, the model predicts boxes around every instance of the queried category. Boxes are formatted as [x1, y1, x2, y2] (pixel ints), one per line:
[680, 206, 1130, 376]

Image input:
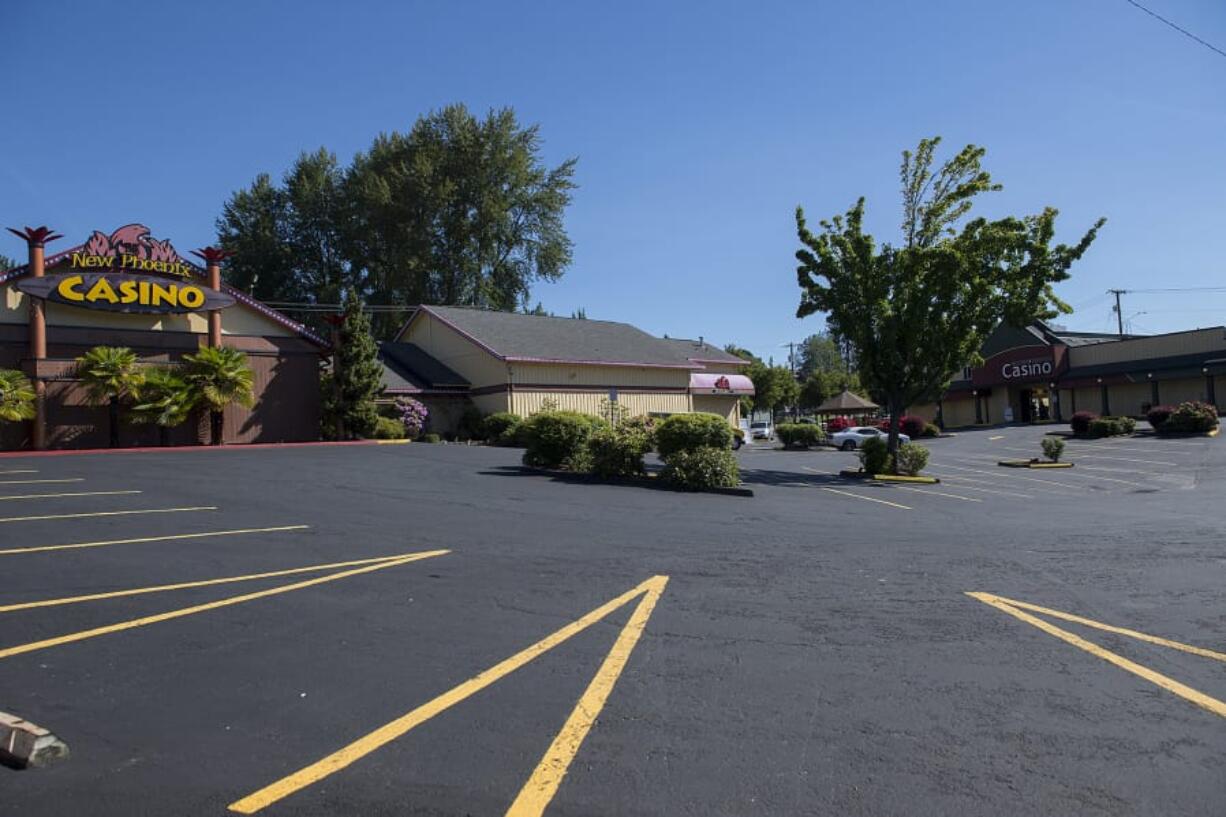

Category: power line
[1121, 0, 1226, 60]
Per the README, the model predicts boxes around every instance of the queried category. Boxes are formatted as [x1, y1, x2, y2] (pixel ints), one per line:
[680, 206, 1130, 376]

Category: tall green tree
[0, 253, 18, 272]
[796, 332, 845, 380]
[796, 136, 1104, 455]
[181, 347, 255, 446]
[75, 346, 145, 448]
[323, 289, 384, 439]
[0, 369, 36, 422]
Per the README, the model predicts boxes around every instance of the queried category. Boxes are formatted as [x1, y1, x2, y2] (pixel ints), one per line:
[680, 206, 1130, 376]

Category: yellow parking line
[940, 462, 1086, 490]
[0, 490, 141, 502]
[820, 486, 911, 510]
[967, 592, 1226, 719]
[505, 578, 668, 817]
[997, 445, 1176, 467]
[0, 553, 429, 613]
[0, 525, 310, 556]
[228, 576, 668, 815]
[0, 478, 84, 486]
[974, 593, 1226, 663]
[0, 550, 447, 661]
[0, 506, 217, 524]
[895, 486, 982, 502]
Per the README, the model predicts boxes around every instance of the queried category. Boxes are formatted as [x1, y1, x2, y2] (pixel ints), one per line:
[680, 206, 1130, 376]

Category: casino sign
[15, 224, 235, 315]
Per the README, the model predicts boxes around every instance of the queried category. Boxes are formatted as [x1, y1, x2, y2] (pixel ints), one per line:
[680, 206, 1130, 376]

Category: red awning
[689, 373, 754, 395]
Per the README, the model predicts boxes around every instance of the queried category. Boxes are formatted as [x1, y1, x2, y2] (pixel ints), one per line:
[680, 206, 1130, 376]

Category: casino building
[910, 320, 1226, 428]
[1, 224, 328, 450]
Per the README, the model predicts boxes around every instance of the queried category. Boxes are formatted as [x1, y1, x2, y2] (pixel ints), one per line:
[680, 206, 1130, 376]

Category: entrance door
[1018, 389, 1033, 423]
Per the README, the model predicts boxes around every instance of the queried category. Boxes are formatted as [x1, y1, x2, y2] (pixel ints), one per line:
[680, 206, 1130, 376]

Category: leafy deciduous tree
[796, 136, 1104, 456]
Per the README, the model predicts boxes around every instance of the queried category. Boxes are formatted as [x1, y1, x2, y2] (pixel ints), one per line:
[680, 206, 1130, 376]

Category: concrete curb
[998, 460, 1074, 469]
[1, 711, 68, 769]
[838, 470, 940, 484]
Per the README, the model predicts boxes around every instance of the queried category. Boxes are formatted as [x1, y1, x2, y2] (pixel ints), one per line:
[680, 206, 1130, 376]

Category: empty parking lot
[1, 426, 1223, 816]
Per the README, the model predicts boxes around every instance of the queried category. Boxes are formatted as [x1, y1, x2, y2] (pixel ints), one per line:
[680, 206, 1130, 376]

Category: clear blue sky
[2, 1, 1223, 362]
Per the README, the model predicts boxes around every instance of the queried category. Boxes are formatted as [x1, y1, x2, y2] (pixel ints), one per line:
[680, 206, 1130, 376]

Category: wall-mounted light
[1147, 373, 1152, 379]
[1096, 377, 1102, 384]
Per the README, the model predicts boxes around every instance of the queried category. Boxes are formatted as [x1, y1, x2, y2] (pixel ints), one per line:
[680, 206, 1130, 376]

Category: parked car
[750, 421, 773, 440]
[830, 425, 910, 451]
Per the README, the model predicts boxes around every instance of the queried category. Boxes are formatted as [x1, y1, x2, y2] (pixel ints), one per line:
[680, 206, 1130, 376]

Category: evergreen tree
[324, 289, 384, 439]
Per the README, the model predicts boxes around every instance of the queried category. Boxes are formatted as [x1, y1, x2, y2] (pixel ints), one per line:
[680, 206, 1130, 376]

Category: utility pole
[1108, 289, 1129, 337]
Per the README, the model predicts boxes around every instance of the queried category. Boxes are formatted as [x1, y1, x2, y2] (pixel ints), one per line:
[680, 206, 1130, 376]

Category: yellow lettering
[178, 287, 205, 309]
[118, 279, 139, 303]
[56, 275, 86, 302]
[139, 281, 151, 303]
[150, 282, 176, 307]
[85, 277, 119, 304]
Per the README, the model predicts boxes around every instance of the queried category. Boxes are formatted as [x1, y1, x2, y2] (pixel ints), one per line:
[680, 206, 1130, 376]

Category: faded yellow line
[0, 553, 426, 613]
[940, 462, 1086, 491]
[967, 593, 1226, 719]
[977, 593, 1226, 663]
[996, 445, 1177, 468]
[895, 485, 982, 502]
[0, 490, 142, 502]
[0, 478, 84, 486]
[0, 469, 37, 475]
[0, 551, 447, 661]
[0, 525, 309, 556]
[506, 577, 668, 817]
[228, 576, 668, 815]
[820, 486, 911, 510]
[0, 506, 217, 524]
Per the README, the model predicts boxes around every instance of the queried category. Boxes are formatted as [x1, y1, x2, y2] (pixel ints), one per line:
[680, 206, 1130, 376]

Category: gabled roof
[378, 341, 470, 394]
[0, 249, 329, 349]
[401, 305, 702, 369]
[657, 337, 748, 366]
[815, 389, 879, 412]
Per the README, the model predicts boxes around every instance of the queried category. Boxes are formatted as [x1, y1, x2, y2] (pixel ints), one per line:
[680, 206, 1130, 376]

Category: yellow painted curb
[998, 460, 1074, 469]
[1209, 427, 1221, 438]
[871, 474, 940, 484]
[375, 439, 411, 445]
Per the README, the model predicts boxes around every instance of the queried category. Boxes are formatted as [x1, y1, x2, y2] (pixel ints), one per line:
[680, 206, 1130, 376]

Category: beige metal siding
[1069, 328, 1226, 367]
[941, 400, 977, 428]
[402, 313, 508, 388]
[509, 362, 690, 389]
[510, 389, 690, 418]
[692, 395, 739, 423]
[1156, 377, 1209, 406]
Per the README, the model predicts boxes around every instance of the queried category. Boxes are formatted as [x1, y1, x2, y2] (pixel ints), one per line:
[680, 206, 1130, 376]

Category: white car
[831, 426, 910, 451]
[749, 421, 773, 440]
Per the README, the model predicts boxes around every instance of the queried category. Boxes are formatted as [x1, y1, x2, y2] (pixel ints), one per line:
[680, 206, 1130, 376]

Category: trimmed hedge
[858, 436, 889, 475]
[1070, 411, 1097, 435]
[776, 423, 825, 449]
[660, 447, 739, 490]
[587, 426, 652, 478]
[1163, 401, 1219, 433]
[521, 411, 608, 469]
[422, 433, 441, 443]
[894, 442, 929, 476]
[1087, 416, 1135, 438]
[1146, 404, 1176, 431]
[619, 415, 657, 450]
[372, 416, 407, 439]
[482, 412, 523, 446]
[922, 422, 941, 438]
[655, 413, 733, 458]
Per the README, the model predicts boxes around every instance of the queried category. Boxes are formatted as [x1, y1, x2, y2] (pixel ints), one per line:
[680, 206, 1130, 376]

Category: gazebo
[815, 390, 879, 424]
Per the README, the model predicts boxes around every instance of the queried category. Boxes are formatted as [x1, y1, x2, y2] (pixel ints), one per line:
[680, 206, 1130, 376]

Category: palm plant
[75, 346, 145, 447]
[0, 369, 37, 422]
[181, 346, 255, 445]
[131, 368, 194, 446]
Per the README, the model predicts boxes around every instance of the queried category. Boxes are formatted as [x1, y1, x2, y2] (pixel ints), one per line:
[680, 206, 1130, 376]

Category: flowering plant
[395, 397, 429, 438]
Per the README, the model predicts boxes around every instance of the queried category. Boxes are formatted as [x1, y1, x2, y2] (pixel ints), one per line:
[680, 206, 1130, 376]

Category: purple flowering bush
[395, 397, 429, 439]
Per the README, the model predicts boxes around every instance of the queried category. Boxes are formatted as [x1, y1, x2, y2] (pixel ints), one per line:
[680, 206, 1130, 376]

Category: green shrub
[1041, 436, 1065, 462]
[922, 423, 941, 438]
[1088, 416, 1135, 438]
[458, 406, 485, 440]
[655, 413, 733, 458]
[482, 412, 523, 446]
[660, 446, 740, 490]
[422, 433, 441, 443]
[858, 436, 889, 475]
[894, 442, 930, 476]
[521, 410, 607, 469]
[372, 416, 407, 439]
[1071, 411, 1097, 435]
[618, 415, 657, 450]
[1163, 401, 1219, 433]
[776, 423, 825, 449]
[586, 426, 652, 478]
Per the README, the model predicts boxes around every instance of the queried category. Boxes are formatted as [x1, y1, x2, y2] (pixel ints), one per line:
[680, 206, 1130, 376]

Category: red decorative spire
[6, 226, 63, 247]
[190, 247, 235, 264]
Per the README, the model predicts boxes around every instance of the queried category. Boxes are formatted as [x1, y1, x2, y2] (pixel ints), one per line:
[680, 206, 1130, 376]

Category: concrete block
[1, 710, 69, 769]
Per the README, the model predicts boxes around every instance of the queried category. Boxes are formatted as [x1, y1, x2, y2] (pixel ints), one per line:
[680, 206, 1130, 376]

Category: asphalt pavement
[1, 424, 1223, 816]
